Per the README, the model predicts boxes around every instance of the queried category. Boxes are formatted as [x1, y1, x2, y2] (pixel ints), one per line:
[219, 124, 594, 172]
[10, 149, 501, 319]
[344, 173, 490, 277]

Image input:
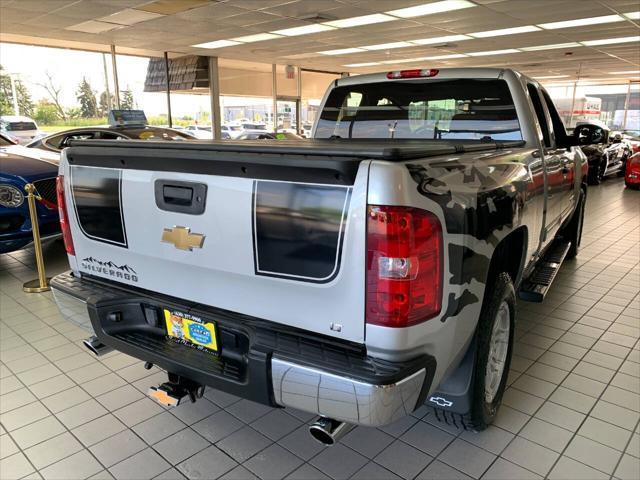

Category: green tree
[98, 91, 111, 116]
[76, 77, 98, 118]
[120, 88, 134, 110]
[33, 100, 59, 125]
[0, 65, 34, 117]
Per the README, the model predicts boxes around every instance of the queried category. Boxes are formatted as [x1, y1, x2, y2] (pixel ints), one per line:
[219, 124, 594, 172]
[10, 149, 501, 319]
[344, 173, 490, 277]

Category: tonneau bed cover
[66, 138, 525, 185]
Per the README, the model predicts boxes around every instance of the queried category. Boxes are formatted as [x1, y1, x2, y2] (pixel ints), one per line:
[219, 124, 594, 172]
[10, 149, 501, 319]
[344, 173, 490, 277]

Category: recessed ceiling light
[539, 14, 623, 29]
[361, 42, 414, 50]
[232, 33, 282, 43]
[193, 39, 241, 49]
[379, 58, 425, 64]
[535, 75, 570, 79]
[467, 49, 521, 56]
[520, 42, 582, 51]
[411, 34, 471, 45]
[324, 14, 395, 28]
[422, 54, 468, 60]
[344, 62, 381, 67]
[581, 36, 640, 46]
[608, 70, 640, 74]
[66, 20, 122, 33]
[624, 11, 640, 20]
[272, 24, 336, 36]
[319, 47, 365, 55]
[387, 0, 475, 18]
[470, 25, 540, 38]
[97, 8, 164, 26]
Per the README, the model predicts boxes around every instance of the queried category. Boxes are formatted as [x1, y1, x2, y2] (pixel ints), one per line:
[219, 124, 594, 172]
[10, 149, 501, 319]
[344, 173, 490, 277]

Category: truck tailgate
[61, 142, 369, 343]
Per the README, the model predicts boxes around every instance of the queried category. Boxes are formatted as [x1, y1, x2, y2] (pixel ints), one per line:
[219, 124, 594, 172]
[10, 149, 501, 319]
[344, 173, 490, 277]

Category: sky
[0, 43, 213, 117]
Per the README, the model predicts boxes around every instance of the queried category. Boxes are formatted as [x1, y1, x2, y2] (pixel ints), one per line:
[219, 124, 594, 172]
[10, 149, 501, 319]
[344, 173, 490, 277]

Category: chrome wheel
[485, 301, 511, 404]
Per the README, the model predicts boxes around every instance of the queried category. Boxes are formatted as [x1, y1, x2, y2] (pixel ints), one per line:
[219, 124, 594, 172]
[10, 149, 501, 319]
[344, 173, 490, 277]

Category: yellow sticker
[164, 309, 217, 351]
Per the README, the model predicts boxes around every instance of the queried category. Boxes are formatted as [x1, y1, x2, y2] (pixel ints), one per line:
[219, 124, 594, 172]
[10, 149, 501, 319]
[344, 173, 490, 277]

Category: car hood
[0, 146, 59, 182]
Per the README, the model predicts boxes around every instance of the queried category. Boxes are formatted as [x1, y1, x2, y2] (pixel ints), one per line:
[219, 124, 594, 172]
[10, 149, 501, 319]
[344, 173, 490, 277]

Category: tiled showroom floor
[0, 178, 638, 480]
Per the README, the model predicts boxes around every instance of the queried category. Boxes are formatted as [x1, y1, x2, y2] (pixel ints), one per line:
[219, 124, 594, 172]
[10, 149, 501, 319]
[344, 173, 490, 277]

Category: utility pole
[9, 74, 19, 115]
[102, 53, 112, 110]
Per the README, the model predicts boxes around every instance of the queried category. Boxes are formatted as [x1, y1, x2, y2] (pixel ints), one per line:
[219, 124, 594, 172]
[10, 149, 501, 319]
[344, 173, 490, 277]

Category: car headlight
[0, 184, 24, 208]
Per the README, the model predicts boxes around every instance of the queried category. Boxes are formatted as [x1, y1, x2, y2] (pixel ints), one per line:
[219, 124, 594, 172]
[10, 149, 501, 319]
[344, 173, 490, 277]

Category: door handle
[155, 180, 207, 215]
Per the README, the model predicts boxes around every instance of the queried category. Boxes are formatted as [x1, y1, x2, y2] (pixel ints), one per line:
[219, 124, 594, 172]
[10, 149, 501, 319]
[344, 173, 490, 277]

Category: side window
[527, 84, 551, 148]
[540, 89, 570, 147]
[44, 133, 66, 149]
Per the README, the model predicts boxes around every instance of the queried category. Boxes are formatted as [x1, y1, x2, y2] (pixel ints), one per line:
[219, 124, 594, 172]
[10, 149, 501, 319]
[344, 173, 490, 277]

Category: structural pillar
[208, 56, 222, 140]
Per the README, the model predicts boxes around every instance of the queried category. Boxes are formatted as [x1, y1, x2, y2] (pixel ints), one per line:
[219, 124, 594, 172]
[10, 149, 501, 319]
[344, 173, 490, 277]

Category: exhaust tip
[309, 424, 337, 446]
[309, 417, 354, 446]
[83, 336, 113, 357]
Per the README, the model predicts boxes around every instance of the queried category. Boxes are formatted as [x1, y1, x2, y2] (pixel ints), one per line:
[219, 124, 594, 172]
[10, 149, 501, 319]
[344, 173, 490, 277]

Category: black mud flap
[427, 338, 476, 425]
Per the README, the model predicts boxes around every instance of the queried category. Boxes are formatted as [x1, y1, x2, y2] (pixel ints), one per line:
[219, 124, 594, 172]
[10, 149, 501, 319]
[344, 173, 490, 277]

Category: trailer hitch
[148, 372, 205, 407]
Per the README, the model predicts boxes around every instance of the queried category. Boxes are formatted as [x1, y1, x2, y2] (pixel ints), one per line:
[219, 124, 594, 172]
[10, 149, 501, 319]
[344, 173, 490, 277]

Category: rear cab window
[315, 78, 522, 141]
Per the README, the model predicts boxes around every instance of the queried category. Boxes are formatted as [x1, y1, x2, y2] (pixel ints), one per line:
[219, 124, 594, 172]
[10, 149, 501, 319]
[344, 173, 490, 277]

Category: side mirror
[573, 125, 607, 146]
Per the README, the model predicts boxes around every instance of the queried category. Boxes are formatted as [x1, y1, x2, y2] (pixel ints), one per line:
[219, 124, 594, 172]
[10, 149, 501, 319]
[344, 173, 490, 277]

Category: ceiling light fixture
[410, 34, 471, 45]
[324, 14, 395, 28]
[470, 25, 540, 38]
[467, 49, 521, 56]
[193, 39, 241, 49]
[581, 36, 640, 46]
[97, 8, 164, 26]
[272, 24, 336, 36]
[344, 62, 381, 67]
[379, 58, 426, 64]
[387, 0, 475, 18]
[422, 54, 468, 60]
[361, 42, 414, 50]
[319, 47, 365, 55]
[520, 42, 581, 51]
[538, 14, 623, 29]
[66, 20, 122, 33]
[608, 70, 640, 74]
[623, 11, 640, 20]
[535, 75, 570, 79]
[231, 33, 282, 43]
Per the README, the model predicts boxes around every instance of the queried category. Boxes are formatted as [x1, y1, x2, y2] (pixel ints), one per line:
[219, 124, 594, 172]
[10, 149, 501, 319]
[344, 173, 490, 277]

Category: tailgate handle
[155, 180, 207, 215]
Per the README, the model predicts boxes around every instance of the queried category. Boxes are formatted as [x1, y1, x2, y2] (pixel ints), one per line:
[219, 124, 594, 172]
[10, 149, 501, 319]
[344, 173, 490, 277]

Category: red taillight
[366, 205, 442, 328]
[56, 175, 75, 255]
[386, 69, 439, 79]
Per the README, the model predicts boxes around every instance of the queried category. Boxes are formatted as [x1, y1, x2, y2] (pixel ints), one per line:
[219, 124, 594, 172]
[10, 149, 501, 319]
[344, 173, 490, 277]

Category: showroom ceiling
[0, 0, 638, 84]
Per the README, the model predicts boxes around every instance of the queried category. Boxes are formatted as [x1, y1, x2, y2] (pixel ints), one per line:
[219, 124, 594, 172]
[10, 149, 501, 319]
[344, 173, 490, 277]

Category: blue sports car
[0, 132, 61, 253]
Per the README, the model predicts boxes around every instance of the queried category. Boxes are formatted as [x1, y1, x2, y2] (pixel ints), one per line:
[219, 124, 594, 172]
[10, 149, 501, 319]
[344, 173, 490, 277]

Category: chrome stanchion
[23, 183, 51, 293]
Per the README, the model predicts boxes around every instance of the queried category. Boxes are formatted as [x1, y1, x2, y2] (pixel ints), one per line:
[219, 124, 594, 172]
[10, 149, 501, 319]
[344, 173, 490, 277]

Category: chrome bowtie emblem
[429, 396, 453, 408]
[161, 226, 205, 251]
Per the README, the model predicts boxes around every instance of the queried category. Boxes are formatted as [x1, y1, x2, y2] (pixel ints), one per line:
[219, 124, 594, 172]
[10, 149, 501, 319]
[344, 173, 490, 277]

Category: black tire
[467, 272, 516, 431]
[563, 189, 586, 259]
[588, 160, 604, 185]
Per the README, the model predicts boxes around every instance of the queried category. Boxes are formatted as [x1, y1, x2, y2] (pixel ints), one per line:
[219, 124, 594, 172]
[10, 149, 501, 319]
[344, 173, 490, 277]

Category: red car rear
[626, 152, 640, 189]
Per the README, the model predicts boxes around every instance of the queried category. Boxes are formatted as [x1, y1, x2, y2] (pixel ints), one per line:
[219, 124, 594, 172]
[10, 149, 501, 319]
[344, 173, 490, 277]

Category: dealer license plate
[164, 309, 218, 353]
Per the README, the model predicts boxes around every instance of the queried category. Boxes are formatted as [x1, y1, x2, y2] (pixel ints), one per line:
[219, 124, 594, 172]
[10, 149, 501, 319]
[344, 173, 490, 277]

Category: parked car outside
[234, 131, 303, 140]
[27, 125, 195, 153]
[185, 125, 213, 139]
[0, 132, 61, 253]
[0, 115, 44, 145]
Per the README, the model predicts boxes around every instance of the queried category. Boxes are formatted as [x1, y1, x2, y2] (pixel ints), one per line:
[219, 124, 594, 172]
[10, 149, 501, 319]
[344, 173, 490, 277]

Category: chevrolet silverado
[51, 68, 591, 445]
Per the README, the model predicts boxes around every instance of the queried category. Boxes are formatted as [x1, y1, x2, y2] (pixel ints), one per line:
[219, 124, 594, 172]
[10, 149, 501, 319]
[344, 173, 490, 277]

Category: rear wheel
[468, 272, 515, 430]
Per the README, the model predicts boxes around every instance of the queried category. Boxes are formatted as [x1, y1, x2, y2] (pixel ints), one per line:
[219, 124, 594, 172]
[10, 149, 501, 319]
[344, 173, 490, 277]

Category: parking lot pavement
[1, 178, 638, 480]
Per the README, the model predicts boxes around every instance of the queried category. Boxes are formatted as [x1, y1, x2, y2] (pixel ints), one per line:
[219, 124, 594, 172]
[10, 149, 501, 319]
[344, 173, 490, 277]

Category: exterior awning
[144, 55, 210, 93]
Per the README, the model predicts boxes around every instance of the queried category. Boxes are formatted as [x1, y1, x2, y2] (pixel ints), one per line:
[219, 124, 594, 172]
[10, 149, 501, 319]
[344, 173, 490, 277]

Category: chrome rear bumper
[51, 272, 432, 427]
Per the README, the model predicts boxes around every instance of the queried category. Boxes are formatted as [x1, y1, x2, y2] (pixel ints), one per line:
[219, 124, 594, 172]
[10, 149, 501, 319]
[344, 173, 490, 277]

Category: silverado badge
[161, 226, 205, 251]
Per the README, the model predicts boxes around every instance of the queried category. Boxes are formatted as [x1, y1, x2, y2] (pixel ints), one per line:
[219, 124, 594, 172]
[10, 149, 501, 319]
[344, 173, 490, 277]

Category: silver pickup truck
[51, 68, 592, 445]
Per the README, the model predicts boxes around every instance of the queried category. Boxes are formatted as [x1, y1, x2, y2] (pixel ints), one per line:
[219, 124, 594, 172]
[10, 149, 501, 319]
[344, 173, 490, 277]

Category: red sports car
[625, 152, 640, 189]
